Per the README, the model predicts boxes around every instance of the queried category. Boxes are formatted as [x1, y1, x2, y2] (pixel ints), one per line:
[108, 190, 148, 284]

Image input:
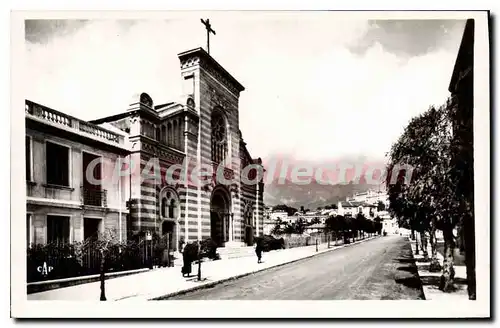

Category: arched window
[156, 127, 161, 141]
[178, 120, 183, 148]
[211, 111, 227, 164]
[173, 120, 178, 148]
[161, 125, 166, 144]
[161, 197, 167, 217]
[160, 189, 179, 219]
[169, 199, 175, 218]
[167, 122, 173, 146]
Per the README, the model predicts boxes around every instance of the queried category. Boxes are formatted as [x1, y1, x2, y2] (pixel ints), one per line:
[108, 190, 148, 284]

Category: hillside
[263, 177, 381, 210]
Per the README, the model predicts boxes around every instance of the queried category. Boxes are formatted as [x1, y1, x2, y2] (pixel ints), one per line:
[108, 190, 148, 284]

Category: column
[229, 213, 233, 242]
[222, 212, 226, 242]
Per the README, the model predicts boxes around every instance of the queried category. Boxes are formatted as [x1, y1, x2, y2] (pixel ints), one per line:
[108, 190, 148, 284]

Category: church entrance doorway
[245, 225, 254, 246]
[210, 187, 231, 247]
[161, 220, 176, 252]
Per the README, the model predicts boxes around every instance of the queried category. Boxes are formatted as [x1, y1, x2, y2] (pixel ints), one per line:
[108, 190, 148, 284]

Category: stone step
[217, 246, 256, 260]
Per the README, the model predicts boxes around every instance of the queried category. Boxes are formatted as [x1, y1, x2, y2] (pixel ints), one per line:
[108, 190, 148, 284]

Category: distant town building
[337, 200, 377, 219]
[347, 188, 389, 207]
[377, 210, 398, 234]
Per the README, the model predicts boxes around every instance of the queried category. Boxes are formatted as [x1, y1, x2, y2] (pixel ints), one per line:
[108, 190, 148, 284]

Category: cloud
[25, 15, 464, 163]
[349, 19, 466, 57]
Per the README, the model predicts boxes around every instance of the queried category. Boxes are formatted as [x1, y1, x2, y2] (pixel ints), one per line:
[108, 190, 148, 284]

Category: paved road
[163, 235, 424, 300]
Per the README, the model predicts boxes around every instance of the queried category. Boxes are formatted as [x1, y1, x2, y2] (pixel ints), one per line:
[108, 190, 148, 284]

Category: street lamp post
[197, 240, 202, 281]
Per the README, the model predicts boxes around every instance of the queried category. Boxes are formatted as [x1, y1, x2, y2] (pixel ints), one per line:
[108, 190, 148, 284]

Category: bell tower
[177, 48, 246, 246]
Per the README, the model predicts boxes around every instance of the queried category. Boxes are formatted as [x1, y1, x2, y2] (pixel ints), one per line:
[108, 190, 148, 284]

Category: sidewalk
[28, 236, 378, 301]
[409, 238, 469, 300]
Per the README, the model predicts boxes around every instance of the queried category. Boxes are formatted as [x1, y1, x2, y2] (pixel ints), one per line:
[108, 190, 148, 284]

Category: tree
[374, 216, 383, 235]
[377, 200, 386, 212]
[283, 222, 296, 235]
[324, 204, 338, 210]
[292, 218, 306, 235]
[272, 204, 298, 216]
[95, 228, 119, 301]
[354, 213, 365, 240]
[343, 215, 354, 244]
[325, 215, 343, 245]
[386, 101, 464, 293]
[270, 218, 284, 236]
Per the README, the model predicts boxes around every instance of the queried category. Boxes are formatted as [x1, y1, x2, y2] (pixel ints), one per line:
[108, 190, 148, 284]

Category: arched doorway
[210, 186, 231, 247]
[159, 187, 180, 251]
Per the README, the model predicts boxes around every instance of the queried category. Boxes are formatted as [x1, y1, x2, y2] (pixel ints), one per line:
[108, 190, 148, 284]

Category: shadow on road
[397, 266, 418, 274]
[392, 242, 425, 299]
[420, 275, 468, 287]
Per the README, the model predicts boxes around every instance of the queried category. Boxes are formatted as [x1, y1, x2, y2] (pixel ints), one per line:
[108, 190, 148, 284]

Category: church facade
[90, 47, 265, 250]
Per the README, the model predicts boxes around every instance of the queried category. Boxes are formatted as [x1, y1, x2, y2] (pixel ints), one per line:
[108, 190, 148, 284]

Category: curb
[406, 237, 429, 300]
[149, 236, 379, 300]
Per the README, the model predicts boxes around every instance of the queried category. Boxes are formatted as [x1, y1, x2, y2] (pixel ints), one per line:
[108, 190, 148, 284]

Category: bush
[256, 235, 284, 252]
[27, 243, 84, 282]
[27, 236, 165, 282]
[200, 238, 219, 260]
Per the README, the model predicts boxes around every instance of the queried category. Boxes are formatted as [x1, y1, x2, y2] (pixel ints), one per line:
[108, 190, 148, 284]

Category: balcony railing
[81, 187, 107, 207]
[25, 100, 124, 145]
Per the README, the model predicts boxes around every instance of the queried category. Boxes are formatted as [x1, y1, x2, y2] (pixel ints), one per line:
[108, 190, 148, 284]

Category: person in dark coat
[181, 249, 192, 277]
[255, 240, 263, 264]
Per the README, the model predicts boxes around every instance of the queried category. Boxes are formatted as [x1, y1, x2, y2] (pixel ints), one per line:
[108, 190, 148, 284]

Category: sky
[25, 13, 466, 164]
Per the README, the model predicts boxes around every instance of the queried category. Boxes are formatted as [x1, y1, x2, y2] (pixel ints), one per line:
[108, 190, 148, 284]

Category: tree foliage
[377, 201, 386, 212]
[272, 204, 298, 216]
[386, 98, 474, 296]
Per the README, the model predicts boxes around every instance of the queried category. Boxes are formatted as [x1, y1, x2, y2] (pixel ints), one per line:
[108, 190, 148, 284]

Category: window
[47, 215, 70, 245]
[169, 199, 175, 218]
[26, 136, 32, 181]
[161, 192, 178, 219]
[161, 197, 167, 217]
[167, 122, 173, 146]
[156, 127, 161, 141]
[82, 152, 102, 206]
[84, 218, 101, 240]
[173, 120, 179, 147]
[46, 142, 69, 186]
[161, 125, 166, 143]
[211, 111, 227, 164]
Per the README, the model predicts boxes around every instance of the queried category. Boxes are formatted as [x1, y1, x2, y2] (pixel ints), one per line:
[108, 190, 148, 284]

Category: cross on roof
[200, 18, 216, 55]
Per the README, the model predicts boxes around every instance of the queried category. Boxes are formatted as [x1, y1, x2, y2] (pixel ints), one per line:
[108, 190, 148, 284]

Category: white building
[347, 188, 389, 208]
[378, 210, 399, 234]
[337, 200, 377, 219]
[270, 211, 288, 222]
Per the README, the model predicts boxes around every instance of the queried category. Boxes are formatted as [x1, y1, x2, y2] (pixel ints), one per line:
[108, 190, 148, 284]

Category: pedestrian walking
[255, 239, 263, 264]
[181, 244, 193, 277]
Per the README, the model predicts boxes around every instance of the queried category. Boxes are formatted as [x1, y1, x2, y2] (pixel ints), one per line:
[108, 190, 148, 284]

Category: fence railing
[81, 187, 107, 207]
[25, 100, 124, 145]
[26, 236, 168, 283]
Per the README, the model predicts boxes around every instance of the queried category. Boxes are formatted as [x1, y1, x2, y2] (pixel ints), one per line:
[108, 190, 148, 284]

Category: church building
[90, 47, 265, 251]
